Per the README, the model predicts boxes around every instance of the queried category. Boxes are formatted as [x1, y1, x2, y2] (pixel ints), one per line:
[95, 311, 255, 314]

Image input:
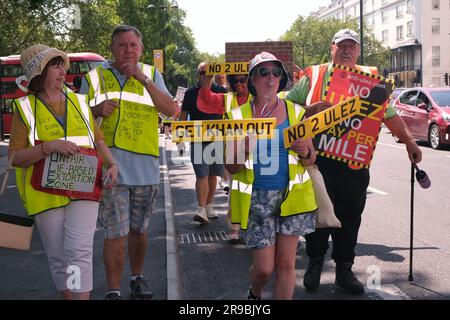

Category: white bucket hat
[16, 44, 69, 92]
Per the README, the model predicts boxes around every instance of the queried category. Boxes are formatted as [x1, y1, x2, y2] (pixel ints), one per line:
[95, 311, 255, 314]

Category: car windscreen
[430, 91, 450, 107]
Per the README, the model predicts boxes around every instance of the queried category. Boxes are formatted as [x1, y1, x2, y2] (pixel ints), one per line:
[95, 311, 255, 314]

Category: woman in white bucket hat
[8, 44, 118, 300]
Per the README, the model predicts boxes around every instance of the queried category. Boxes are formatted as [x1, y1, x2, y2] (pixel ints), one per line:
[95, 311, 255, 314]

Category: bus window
[78, 61, 91, 74]
[1, 64, 23, 78]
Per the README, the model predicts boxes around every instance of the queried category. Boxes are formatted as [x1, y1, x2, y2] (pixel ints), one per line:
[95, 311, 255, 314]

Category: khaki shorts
[98, 184, 159, 239]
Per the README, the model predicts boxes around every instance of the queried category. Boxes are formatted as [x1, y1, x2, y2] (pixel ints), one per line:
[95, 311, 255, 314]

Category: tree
[281, 16, 389, 71]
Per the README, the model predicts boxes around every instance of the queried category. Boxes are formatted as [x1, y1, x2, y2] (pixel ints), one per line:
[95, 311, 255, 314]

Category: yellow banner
[172, 118, 276, 142]
[283, 96, 361, 148]
[206, 62, 250, 75]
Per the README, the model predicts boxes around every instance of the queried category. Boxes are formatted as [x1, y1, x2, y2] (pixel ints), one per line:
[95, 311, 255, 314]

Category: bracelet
[40, 142, 49, 156]
[300, 148, 311, 160]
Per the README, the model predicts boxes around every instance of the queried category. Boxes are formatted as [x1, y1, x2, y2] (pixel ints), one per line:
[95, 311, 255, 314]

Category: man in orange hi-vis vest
[287, 29, 422, 294]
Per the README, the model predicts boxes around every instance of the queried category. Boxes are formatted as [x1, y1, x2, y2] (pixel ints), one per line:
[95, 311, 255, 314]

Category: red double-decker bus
[0, 52, 105, 140]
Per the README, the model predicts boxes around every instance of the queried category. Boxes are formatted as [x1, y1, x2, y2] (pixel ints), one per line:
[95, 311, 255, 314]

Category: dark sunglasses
[198, 70, 207, 75]
[234, 77, 247, 84]
[256, 67, 283, 78]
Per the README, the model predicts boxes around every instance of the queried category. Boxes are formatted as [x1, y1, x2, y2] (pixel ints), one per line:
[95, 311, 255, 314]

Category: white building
[313, 0, 450, 87]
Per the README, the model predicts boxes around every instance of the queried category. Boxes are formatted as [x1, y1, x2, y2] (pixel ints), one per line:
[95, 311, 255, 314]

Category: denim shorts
[244, 189, 316, 250]
[190, 142, 224, 178]
[98, 184, 159, 239]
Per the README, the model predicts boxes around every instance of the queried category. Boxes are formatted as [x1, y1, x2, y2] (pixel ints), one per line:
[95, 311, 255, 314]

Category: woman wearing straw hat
[8, 44, 118, 300]
[222, 52, 318, 299]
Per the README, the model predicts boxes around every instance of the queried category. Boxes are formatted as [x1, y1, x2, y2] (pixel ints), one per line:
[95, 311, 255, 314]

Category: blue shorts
[190, 142, 224, 178]
[98, 184, 159, 239]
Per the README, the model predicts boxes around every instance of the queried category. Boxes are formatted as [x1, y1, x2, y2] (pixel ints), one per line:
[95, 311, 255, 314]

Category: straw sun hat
[16, 44, 69, 91]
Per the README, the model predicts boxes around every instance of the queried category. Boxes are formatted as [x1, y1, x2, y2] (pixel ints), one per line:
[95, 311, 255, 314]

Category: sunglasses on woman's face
[235, 77, 247, 84]
[256, 67, 283, 78]
[198, 70, 207, 75]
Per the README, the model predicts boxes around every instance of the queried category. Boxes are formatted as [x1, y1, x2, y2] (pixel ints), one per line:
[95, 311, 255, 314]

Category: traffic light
[445, 73, 449, 86]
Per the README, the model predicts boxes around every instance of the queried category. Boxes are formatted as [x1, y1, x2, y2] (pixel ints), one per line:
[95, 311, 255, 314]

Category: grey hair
[111, 25, 143, 44]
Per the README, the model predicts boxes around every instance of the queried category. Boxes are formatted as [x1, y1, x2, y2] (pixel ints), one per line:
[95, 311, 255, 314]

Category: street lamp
[147, 2, 178, 73]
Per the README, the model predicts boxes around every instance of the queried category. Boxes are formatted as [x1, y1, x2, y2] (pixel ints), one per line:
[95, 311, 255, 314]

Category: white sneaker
[205, 204, 218, 219]
[193, 207, 209, 224]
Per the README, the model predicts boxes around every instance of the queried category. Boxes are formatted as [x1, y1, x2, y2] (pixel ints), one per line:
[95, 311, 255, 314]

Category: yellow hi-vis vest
[13, 93, 96, 216]
[85, 63, 159, 156]
[225, 100, 317, 230]
[224, 93, 253, 113]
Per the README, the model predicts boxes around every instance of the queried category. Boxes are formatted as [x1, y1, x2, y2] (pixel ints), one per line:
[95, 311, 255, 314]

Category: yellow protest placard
[283, 96, 361, 148]
[206, 62, 250, 75]
[172, 118, 276, 142]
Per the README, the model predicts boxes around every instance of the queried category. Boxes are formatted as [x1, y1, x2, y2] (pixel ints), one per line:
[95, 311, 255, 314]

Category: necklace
[252, 96, 279, 118]
[41, 91, 64, 115]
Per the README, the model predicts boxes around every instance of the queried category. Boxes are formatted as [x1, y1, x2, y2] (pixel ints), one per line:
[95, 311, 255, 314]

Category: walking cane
[408, 162, 415, 281]
[409, 156, 431, 281]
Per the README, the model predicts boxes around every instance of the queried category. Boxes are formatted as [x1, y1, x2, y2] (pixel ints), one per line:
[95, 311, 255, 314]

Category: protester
[8, 44, 118, 300]
[197, 73, 252, 240]
[179, 62, 227, 224]
[214, 73, 229, 91]
[80, 25, 177, 300]
[287, 28, 422, 294]
[215, 52, 318, 299]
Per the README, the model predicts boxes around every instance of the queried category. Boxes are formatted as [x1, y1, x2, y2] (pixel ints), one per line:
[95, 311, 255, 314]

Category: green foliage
[281, 16, 390, 71]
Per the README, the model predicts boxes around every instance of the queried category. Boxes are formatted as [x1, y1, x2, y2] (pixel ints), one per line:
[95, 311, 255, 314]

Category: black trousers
[305, 157, 370, 264]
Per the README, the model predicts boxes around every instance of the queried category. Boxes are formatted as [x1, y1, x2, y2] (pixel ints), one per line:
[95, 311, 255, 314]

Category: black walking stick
[409, 162, 415, 281]
[409, 157, 431, 281]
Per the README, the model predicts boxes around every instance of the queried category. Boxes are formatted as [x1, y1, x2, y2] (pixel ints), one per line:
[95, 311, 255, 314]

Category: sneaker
[206, 204, 218, 219]
[247, 287, 261, 300]
[130, 276, 154, 300]
[193, 207, 209, 224]
[104, 291, 122, 300]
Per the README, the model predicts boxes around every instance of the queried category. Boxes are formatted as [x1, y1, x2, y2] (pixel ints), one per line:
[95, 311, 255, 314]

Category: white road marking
[367, 186, 388, 196]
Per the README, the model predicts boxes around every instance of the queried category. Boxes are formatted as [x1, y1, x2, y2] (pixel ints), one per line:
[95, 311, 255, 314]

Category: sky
[176, 0, 332, 55]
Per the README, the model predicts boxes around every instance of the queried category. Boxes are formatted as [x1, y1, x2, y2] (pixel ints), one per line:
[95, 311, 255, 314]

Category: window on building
[432, 46, 440, 67]
[372, 0, 375, 9]
[406, 0, 413, 13]
[396, 5, 404, 19]
[382, 30, 389, 43]
[382, 11, 388, 24]
[396, 25, 404, 41]
[346, 8, 352, 18]
[432, 18, 440, 34]
[432, 0, 440, 9]
[363, 0, 368, 14]
[407, 21, 414, 37]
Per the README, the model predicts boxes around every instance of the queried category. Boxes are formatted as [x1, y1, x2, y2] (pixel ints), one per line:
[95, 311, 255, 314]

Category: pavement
[0, 136, 410, 300]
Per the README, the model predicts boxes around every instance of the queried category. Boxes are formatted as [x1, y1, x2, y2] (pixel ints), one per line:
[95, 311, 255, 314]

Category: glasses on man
[336, 43, 358, 50]
[256, 67, 283, 78]
[234, 77, 247, 84]
[198, 70, 207, 75]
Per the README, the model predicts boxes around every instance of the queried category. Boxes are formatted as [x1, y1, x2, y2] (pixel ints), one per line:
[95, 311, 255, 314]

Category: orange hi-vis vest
[304, 63, 378, 106]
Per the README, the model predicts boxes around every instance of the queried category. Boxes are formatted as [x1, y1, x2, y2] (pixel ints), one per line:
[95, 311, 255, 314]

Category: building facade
[313, 0, 450, 87]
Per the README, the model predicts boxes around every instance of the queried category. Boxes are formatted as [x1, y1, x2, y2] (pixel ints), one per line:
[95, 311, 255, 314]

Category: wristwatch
[142, 76, 152, 86]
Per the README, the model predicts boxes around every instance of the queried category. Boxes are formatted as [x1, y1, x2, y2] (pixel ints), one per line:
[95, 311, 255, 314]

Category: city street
[1, 129, 449, 300]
